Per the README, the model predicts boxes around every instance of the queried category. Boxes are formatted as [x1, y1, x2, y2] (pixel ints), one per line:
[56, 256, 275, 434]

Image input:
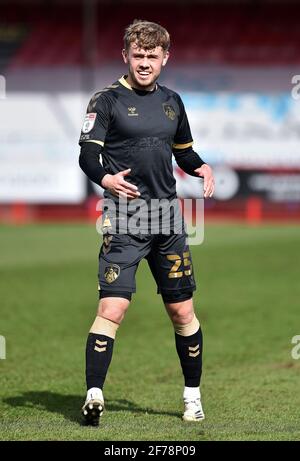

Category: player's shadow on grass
[3, 392, 179, 424]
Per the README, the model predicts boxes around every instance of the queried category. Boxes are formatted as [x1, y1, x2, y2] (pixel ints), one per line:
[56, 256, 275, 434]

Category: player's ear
[122, 49, 128, 64]
[162, 51, 170, 67]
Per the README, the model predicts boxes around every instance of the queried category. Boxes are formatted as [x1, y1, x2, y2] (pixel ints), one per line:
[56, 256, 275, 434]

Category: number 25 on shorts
[167, 252, 192, 278]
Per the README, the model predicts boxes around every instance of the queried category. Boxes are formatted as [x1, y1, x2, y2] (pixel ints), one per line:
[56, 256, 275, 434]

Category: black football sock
[86, 333, 115, 390]
[175, 326, 203, 387]
[85, 316, 119, 391]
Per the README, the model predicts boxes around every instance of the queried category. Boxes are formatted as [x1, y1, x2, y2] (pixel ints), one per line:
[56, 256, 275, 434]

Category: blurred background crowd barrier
[1, 0, 300, 224]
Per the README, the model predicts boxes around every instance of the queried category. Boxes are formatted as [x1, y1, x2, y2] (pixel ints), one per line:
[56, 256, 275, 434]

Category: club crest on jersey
[163, 103, 176, 121]
[104, 264, 120, 283]
[82, 112, 96, 133]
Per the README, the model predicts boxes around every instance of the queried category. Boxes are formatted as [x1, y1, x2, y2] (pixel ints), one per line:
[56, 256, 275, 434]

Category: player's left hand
[194, 164, 215, 198]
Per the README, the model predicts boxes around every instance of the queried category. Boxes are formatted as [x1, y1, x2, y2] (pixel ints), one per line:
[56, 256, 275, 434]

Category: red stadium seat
[3, 2, 300, 69]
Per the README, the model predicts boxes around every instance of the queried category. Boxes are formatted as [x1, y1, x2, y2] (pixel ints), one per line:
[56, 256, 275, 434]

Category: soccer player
[78, 19, 214, 426]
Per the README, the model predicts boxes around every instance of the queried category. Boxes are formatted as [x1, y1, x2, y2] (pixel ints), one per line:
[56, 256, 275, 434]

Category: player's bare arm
[194, 164, 215, 198]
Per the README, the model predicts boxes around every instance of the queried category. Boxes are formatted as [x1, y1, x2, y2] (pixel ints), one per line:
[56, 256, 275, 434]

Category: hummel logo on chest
[128, 107, 139, 116]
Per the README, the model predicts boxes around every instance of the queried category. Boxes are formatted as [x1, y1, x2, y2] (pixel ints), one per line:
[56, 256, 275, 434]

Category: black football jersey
[79, 75, 193, 202]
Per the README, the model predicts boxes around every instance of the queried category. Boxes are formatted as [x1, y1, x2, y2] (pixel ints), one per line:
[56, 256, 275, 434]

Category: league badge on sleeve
[82, 113, 97, 133]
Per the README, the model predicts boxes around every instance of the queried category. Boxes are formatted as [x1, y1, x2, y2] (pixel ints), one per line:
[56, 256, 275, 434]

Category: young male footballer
[78, 19, 214, 426]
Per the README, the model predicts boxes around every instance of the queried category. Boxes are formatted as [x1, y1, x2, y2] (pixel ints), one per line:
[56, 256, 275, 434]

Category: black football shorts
[98, 230, 196, 298]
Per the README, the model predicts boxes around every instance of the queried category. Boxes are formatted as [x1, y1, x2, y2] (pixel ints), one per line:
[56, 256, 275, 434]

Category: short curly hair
[123, 19, 170, 52]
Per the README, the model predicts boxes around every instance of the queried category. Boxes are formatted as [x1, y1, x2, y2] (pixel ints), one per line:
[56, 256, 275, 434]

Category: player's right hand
[101, 169, 140, 200]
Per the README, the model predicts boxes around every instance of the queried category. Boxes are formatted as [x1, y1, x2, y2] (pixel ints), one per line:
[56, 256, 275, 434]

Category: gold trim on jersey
[86, 140, 105, 147]
[118, 75, 133, 90]
[172, 141, 193, 150]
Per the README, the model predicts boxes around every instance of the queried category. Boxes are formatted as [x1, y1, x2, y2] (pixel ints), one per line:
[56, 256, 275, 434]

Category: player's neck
[125, 74, 157, 92]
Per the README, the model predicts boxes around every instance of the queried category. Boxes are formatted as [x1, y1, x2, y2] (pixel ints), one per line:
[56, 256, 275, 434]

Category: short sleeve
[78, 92, 112, 146]
[173, 94, 193, 150]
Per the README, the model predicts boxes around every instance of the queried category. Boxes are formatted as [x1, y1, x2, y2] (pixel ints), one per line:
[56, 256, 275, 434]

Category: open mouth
[137, 71, 151, 79]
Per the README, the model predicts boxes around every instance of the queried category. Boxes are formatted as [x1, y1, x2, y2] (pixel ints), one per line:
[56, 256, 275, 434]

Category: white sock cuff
[183, 386, 200, 400]
[87, 387, 103, 400]
[174, 314, 200, 337]
[90, 315, 119, 339]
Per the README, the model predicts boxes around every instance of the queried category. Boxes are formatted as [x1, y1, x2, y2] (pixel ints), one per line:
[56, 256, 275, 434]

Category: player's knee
[97, 295, 130, 324]
[171, 307, 194, 325]
[165, 296, 194, 325]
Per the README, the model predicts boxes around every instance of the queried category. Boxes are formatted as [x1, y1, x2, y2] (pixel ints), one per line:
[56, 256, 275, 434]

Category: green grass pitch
[0, 222, 300, 441]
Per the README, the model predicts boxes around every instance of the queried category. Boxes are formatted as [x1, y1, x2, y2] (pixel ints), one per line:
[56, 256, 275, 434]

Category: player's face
[122, 43, 169, 91]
